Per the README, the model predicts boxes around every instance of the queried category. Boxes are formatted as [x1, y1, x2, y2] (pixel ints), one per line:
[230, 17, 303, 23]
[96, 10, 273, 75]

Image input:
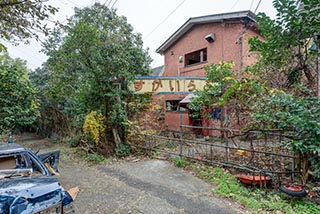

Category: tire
[279, 184, 307, 197]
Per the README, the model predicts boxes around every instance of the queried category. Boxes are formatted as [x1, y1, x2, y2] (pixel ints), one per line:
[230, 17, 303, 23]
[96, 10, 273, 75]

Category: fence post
[210, 143, 213, 165]
[225, 130, 229, 162]
[179, 112, 183, 157]
[291, 151, 296, 182]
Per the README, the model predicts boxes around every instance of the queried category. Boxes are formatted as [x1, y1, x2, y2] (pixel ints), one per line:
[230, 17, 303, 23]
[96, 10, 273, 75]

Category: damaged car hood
[0, 176, 62, 214]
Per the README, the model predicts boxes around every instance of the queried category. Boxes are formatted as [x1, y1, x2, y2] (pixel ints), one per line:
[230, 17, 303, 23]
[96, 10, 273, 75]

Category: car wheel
[279, 184, 307, 197]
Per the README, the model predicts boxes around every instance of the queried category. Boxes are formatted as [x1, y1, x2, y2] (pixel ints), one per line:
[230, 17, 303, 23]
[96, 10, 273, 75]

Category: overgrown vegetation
[30, 3, 152, 156]
[247, 0, 320, 181]
[182, 161, 320, 213]
[171, 157, 187, 168]
[1, 0, 320, 211]
[115, 143, 131, 157]
[189, 0, 320, 182]
[188, 61, 266, 127]
[84, 152, 108, 164]
[249, 0, 320, 96]
[0, 0, 57, 50]
[251, 94, 320, 180]
[83, 111, 106, 146]
[0, 53, 39, 133]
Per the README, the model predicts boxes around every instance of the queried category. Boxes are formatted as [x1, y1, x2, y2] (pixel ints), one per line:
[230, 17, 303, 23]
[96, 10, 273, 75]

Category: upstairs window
[185, 48, 207, 66]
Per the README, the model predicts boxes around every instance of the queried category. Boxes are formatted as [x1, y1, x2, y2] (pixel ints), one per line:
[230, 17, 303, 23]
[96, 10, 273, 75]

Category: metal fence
[134, 126, 298, 186]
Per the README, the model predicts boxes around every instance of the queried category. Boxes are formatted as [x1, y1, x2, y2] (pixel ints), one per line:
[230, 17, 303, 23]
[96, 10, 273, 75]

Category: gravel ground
[18, 133, 243, 214]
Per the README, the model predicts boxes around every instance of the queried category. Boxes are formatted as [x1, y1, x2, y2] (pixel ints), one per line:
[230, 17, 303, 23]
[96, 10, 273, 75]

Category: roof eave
[156, 10, 256, 55]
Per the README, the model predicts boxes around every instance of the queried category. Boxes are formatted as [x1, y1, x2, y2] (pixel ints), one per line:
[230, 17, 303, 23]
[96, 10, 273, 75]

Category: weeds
[183, 162, 320, 213]
[66, 135, 82, 147]
[171, 157, 187, 168]
[116, 143, 131, 157]
[85, 153, 107, 163]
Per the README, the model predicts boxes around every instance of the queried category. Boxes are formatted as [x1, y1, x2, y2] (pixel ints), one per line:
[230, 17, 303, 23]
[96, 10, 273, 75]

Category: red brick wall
[165, 112, 189, 131]
[242, 30, 263, 69]
[163, 94, 190, 131]
[159, 21, 261, 134]
[163, 22, 259, 77]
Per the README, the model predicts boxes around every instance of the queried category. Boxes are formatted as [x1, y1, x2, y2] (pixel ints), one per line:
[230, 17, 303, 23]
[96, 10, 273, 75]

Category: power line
[230, 0, 241, 10]
[111, 0, 118, 9]
[64, 0, 81, 7]
[249, 0, 255, 11]
[107, 0, 113, 7]
[254, 0, 262, 13]
[144, 0, 187, 40]
[57, 0, 68, 6]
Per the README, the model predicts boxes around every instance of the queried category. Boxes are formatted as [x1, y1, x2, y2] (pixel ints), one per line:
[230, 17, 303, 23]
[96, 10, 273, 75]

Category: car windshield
[0, 153, 42, 179]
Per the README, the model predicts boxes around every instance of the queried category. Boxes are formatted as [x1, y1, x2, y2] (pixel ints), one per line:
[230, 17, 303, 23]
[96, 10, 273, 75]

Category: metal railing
[133, 126, 298, 185]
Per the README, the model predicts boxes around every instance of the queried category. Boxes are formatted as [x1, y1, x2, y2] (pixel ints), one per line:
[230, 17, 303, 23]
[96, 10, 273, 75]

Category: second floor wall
[162, 21, 261, 77]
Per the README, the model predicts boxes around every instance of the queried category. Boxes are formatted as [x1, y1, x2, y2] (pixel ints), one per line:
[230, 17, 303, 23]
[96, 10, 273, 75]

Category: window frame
[165, 100, 188, 113]
[184, 48, 207, 67]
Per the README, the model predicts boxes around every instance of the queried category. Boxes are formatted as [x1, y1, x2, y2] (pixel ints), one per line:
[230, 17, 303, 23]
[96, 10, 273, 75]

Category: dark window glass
[185, 48, 207, 66]
[211, 107, 222, 120]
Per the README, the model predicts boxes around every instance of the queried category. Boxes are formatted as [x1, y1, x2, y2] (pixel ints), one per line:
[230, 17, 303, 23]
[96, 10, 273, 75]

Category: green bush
[252, 94, 320, 179]
[66, 135, 81, 147]
[116, 143, 131, 157]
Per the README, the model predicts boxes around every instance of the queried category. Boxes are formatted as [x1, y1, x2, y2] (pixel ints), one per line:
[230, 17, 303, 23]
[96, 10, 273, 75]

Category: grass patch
[185, 163, 320, 213]
[84, 152, 108, 163]
[171, 157, 187, 168]
[115, 143, 131, 157]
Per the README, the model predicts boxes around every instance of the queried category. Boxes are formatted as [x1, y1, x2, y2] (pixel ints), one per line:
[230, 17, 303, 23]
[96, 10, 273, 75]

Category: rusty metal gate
[134, 126, 298, 186]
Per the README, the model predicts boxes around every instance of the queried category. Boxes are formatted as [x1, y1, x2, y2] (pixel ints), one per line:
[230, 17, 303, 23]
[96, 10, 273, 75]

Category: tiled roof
[151, 65, 165, 76]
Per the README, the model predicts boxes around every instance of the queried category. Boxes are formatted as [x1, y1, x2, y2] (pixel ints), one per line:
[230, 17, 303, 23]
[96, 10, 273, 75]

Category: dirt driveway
[18, 133, 241, 214]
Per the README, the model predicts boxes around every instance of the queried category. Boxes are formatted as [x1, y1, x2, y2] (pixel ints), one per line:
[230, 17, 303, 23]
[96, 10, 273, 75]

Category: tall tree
[0, 0, 57, 50]
[249, 0, 320, 95]
[38, 3, 151, 154]
[247, 0, 320, 180]
[0, 53, 39, 132]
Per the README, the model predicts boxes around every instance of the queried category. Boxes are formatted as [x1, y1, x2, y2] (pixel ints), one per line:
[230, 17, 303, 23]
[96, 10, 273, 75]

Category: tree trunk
[105, 99, 117, 153]
[112, 128, 121, 149]
[302, 66, 316, 95]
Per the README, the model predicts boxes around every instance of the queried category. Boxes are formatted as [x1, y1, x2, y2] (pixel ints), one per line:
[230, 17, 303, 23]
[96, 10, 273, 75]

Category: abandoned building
[152, 10, 262, 134]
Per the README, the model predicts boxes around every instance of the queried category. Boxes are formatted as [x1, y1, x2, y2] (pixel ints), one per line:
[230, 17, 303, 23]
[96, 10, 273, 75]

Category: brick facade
[155, 11, 261, 134]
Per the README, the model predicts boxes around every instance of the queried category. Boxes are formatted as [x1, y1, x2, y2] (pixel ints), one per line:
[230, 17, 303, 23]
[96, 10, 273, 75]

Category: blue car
[0, 143, 75, 214]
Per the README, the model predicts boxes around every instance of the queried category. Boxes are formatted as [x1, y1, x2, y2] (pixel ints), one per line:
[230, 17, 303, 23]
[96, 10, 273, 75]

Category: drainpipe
[238, 35, 243, 78]
[222, 21, 225, 61]
[237, 23, 247, 79]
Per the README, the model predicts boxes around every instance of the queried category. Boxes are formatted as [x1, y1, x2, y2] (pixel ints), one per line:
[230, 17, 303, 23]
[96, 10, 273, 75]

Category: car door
[37, 150, 60, 173]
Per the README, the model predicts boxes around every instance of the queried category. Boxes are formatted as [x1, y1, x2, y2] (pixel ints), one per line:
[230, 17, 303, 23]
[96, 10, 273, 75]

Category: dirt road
[18, 133, 241, 214]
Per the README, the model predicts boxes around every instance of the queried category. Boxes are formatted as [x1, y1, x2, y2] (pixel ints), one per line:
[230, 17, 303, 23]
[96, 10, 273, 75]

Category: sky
[4, 0, 277, 70]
